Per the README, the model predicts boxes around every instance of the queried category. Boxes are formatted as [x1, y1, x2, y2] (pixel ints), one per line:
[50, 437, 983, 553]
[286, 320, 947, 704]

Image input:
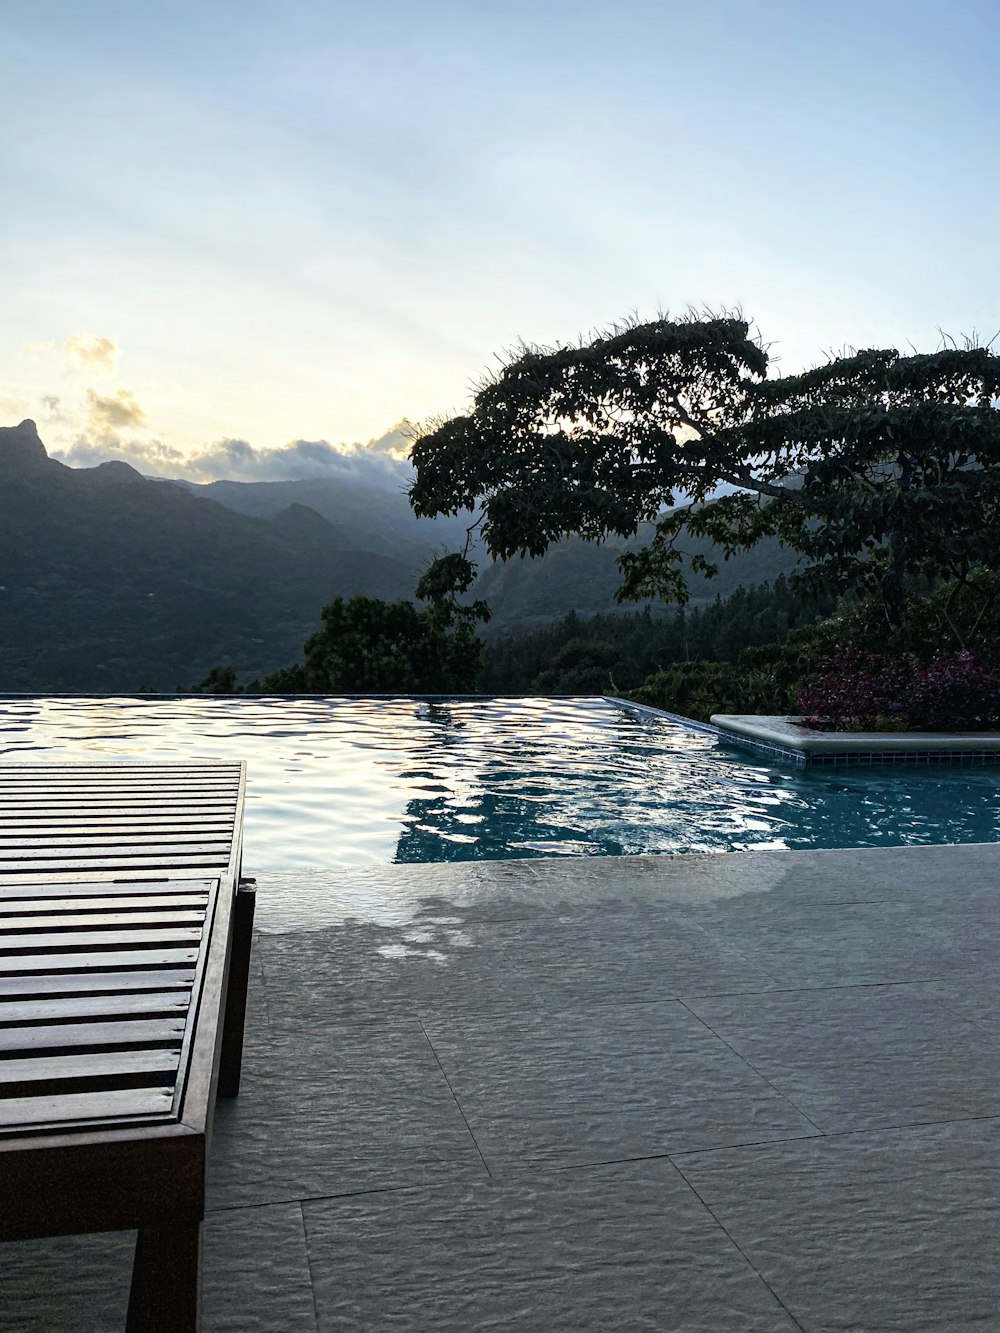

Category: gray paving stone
[688, 983, 1000, 1132]
[0, 1230, 133, 1332]
[203, 1203, 318, 1332]
[467, 1091, 819, 1171]
[489, 911, 779, 1004]
[207, 1026, 487, 1208]
[694, 843, 1000, 908]
[258, 920, 543, 1026]
[674, 1118, 1000, 1332]
[924, 971, 1000, 1031]
[694, 894, 1000, 989]
[245, 940, 271, 1032]
[424, 1005, 817, 1167]
[253, 862, 553, 933]
[0, 1206, 316, 1333]
[521, 851, 752, 911]
[422, 996, 717, 1070]
[303, 1160, 800, 1331]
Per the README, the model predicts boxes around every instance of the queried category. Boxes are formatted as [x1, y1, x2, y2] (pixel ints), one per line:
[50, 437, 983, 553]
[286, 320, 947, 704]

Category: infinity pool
[2, 695, 999, 868]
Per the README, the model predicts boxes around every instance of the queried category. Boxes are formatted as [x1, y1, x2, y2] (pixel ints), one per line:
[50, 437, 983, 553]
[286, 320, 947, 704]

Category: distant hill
[0, 420, 801, 691]
[0, 421, 418, 690]
[472, 529, 800, 636]
[166, 476, 476, 566]
[189, 477, 800, 635]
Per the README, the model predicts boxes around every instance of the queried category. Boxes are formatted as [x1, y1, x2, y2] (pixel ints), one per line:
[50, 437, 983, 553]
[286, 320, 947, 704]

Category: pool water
[1, 695, 999, 869]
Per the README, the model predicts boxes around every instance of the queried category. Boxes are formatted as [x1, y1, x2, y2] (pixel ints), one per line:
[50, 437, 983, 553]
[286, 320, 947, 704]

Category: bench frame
[0, 766, 253, 1332]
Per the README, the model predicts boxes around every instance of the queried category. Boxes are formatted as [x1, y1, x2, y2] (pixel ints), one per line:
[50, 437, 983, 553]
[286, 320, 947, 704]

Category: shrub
[907, 651, 1000, 731]
[796, 646, 1000, 732]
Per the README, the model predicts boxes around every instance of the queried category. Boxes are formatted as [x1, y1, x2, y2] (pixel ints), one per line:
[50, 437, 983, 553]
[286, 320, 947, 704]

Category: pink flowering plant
[796, 645, 1000, 732]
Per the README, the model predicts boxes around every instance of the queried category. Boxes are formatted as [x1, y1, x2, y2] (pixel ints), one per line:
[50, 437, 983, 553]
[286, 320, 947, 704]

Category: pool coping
[711, 713, 1000, 766]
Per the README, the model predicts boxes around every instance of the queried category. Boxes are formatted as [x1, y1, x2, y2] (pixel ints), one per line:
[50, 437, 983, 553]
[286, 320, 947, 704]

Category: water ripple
[1, 695, 998, 868]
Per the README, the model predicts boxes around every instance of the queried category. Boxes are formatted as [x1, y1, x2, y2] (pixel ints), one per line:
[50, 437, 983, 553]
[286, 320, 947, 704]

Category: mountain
[0, 421, 419, 690]
[474, 529, 800, 636]
[165, 476, 476, 566]
[185, 477, 800, 634]
[0, 421, 801, 692]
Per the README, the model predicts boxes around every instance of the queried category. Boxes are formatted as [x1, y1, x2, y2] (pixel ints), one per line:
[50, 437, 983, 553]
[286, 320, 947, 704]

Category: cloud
[56, 435, 186, 472]
[52, 421, 415, 488]
[86, 387, 147, 439]
[63, 333, 119, 373]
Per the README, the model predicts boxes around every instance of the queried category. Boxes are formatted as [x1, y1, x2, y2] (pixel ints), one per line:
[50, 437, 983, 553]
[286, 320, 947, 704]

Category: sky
[2, 0, 998, 481]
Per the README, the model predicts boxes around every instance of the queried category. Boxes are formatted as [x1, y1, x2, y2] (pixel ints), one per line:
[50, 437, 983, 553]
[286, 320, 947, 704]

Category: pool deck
[6, 842, 1000, 1330]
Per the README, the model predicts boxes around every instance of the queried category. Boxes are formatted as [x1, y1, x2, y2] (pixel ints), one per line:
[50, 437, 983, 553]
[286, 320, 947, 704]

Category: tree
[260, 594, 482, 694]
[409, 313, 1000, 642]
[191, 664, 238, 694]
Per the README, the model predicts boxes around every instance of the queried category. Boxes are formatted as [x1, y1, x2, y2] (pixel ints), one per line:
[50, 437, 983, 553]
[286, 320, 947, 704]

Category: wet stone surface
[6, 844, 1000, 1331]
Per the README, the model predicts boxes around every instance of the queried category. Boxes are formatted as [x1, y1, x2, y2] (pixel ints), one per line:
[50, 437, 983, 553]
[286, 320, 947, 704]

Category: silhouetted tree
[410, 313, 1000, 639]
[261, 594, 483, 693]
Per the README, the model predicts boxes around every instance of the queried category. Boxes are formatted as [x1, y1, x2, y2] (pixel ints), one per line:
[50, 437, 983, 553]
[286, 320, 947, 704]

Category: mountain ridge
[0, 422, 801, 690]
[0, 422, 418, 689]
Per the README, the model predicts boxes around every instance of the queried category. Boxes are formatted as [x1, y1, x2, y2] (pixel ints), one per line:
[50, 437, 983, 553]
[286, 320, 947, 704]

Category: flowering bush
[796, 646, 1000, 732]
[907, 652, 1000, 731]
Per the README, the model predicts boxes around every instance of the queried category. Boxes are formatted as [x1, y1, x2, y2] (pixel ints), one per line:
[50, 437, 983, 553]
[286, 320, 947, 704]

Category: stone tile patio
[5, 843, 1000, 1331]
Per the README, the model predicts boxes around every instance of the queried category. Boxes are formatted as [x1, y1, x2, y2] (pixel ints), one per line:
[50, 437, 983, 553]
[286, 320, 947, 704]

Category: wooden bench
[0, 761, 253, 1331]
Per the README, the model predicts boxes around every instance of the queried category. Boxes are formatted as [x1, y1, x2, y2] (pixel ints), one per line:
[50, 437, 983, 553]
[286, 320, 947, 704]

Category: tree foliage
[258, 595, 482, 694]
[480, 576, 834, 694]
[409, 313, 1000, 636]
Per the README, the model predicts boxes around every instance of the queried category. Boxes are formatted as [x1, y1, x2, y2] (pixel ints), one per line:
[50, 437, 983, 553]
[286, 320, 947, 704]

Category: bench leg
[126, 1217, 202, 1332]
[219, 876, 257, 1098]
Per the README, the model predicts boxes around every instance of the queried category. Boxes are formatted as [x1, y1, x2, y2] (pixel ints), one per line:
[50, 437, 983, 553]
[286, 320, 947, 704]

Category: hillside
[0, 421, 418, 690]
[168, 476, 476, 566]
[0, 420, 802, 692]
[474, 529, 800, 635]
[189, 476, 800, 634]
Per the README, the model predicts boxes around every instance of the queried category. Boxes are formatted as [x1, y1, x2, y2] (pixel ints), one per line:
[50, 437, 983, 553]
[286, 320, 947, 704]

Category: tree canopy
[409, 313, 1000, 638]
[260, 595, 482, 694]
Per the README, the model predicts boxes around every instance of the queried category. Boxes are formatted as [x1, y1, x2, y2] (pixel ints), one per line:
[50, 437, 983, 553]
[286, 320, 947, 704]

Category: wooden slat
[0, 855, 231, 873]
[0, 881, 213, 900]
[0, 779, 238, 788]
[0, 970, 196, 996]
[0, 805, 237, 815]
[0, 846, 227, 861]
[0, 911, 206, 931]
[0, 796, 234, 805]
[0, 763, 239, 771]
[0, 778, 238, 783]
[0, 833, 233, 850]
[0, 993, 191, 1023]
[0, 821, 233, 831]
[0, 781, 236, 788]
[0, 1018, 186, 1051]
[1, 949, 199, 973]
[0, 899, 208, 918]
[0, 1049, 180, 1084]
[0, 1086, 174, 1129]
[0, 778, 236, 784]
[0, 928, 202, 951]
[0, 795, 235, 806]
[0, 767, 239, 776]
[0, 871, 219, 886]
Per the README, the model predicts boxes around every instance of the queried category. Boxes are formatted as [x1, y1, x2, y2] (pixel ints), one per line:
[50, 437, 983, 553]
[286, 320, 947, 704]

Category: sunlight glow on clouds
[64, 332, 119, 373]
[53, 423, 413, 486]
[86, 387, 148, 438]
[22, 325, 413, 484]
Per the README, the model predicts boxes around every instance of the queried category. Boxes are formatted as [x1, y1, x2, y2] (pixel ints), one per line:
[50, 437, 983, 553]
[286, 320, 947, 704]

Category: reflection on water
[1, 695, 998, 869]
